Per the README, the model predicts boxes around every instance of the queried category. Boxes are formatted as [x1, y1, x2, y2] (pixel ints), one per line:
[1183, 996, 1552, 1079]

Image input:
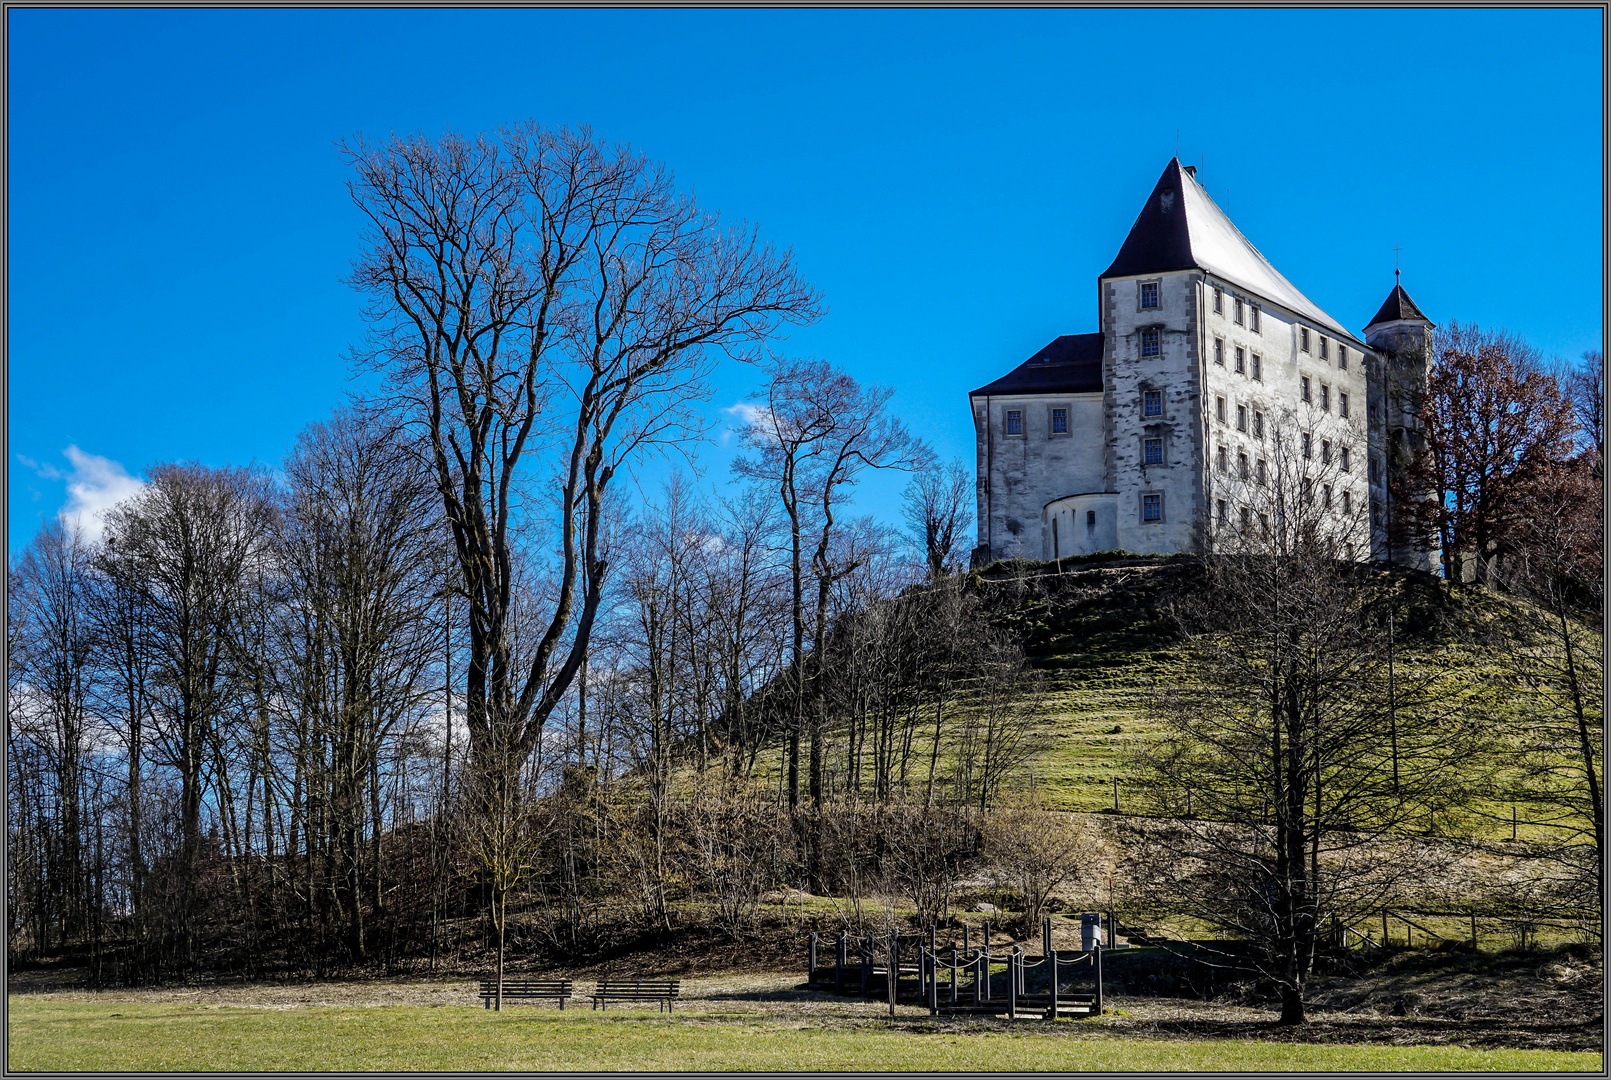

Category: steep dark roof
[1101, 160, 1197, 279]
[971, 333, 1104, 396]
[1100, 158, 1362, 346]
[1365, 283, 1432, 328]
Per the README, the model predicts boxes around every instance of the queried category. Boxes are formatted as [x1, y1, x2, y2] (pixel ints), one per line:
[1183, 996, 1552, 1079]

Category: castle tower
[1364, 281, 1441, 574]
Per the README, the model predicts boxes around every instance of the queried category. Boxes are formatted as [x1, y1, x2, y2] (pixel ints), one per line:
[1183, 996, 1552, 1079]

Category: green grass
[7, 998, 1601, 1072]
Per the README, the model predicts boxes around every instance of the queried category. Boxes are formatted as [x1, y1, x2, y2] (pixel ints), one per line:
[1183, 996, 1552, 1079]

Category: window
[1217, 445, 1227, 472]
[1235, 347, 1245, 373]
[1240, 506, 1251, 530]
[1005, 409, 1023, 435]
[1144, 437, 1164, 465]
[1340, 447, 1350, 472]
[1253, 411, 1264, 439]
[1301, 376, 1311, 402]
[1143, 389, 1163, 416]
[1301, 432, 1312, 458]
[1300, 327, 1310, 353]
[1213, 286, 1223, 313]
[1142, 492, 1162, 522]
[1320, 336, 1329, 361]
[1339, 392, 1349, 419]
[1258, 511, 1270, 534]
[1369, 457, 1380, 483]
[1217, 499, 1227, 526]
[1323, 484, 1333, 509]
[1337, 344, 1347, 370]
[1251, 353, 1262, 381]
[1301, 478, 1312, 503]
[1250, 305, 1261, 333]
[1216, 395, 1227, 423]
[1140, 281, 1160, 309]
[1086, 510, 1096, 528]
[1214, 338, 1225, 366]
[1236, 404, 1248, 431]
[1320, 385, 1330, 412]
[1322, 439, 1332, 465]
[1051, 407, 1068, 434]
[1342, 491, 1352, 515]
[1370, 497, 1380, 525]
[1238, 452, 1249, 479]
[1141, 328, 1161, 357]
[1234, 297, 1245, 325]
[1256, 458, 1267, 484]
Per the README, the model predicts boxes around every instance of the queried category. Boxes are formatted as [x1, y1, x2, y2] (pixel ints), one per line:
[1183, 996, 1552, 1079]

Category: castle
[970, 158, 1439, 573]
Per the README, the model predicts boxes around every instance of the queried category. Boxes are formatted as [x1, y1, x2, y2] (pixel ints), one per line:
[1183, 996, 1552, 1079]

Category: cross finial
[1393, 243, 1401, 283]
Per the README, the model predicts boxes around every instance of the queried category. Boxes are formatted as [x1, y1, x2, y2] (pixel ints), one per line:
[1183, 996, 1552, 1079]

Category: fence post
[1008, 948, 1018, 1020]
[808, 932, 818, 983]
[889, 931, 898, 1016]
[861, 935, 871, 997]
[963, 924, 970, 956]
[1042, 916, 1052, 959]
[836, 933, 847, 993]
[1093, 941, 1103, 1016]
[927, 949, 938, 1015]
[1048, 949, 1059, 1019]
[1470, 910, 1478, 949]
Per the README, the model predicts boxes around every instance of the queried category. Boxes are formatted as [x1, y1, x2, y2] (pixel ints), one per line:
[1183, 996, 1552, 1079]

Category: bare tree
[10, 519, 98, 945]
[271, 409, 442, 962]
[902, 458, 972, 579]
[99, 463, 277, 965]
[344, 123, 820, 796]
[734, 358, 928, 817]
[1489, 455, 1604, 926]
[1130, 428, 1479, 1024]
[983, 803, 1104, 935]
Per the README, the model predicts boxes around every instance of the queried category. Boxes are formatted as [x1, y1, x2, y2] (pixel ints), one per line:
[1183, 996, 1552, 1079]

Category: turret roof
[1365, 282, 1432, 328]
[1101, 159, 1363, 347]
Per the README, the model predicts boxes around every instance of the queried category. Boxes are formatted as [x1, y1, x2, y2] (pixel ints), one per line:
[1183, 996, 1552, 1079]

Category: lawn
[8, 997, 1601, 1072]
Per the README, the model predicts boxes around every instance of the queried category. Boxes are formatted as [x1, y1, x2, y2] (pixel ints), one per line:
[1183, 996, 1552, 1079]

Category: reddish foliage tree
[1396, 322, 1578, 581]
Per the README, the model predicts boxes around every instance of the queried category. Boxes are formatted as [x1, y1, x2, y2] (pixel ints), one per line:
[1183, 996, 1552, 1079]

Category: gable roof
[1366, 282, 1432, 328]
[1101, 159, 1363, 348]
[971, 333, 1104, 396]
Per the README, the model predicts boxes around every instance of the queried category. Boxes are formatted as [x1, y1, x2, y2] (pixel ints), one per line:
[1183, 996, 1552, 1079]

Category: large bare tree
[344, 123, 820, 791]
[733, 358, 928, 815]
[1130, 425, 1478, 1024]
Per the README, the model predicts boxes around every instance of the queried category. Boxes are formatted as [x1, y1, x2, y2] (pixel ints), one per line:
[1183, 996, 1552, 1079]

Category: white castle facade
[970, 158, 1439, 573]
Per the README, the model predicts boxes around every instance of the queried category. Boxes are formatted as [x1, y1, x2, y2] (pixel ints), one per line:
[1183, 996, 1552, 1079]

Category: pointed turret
[1366, 282, 1431, 330]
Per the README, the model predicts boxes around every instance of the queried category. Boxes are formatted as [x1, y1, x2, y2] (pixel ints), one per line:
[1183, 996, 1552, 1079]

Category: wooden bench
[478, 978, 574, 1009]
[589, 979, 680, 1012]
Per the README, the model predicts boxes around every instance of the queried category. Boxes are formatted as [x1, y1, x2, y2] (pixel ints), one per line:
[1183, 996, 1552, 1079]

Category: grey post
[963, 924, 970, 956]
[1081, 912, 1101, 952]
[1008, 948, 1018, 1020]
[950, 949, 958, 1006]
[1048, 949, 1059, 1019]
[888, 931, 898, 1016]
[926, 948, 938, 1015]
[1093, 941, 1103, 1015]
[861, 934, 870, 997]
[808, 932, 818, 983]
[1042, 916, 1052, 959]
[836, 932, 847, 993]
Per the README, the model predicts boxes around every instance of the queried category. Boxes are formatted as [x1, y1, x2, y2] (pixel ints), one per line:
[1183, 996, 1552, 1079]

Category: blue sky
[8, 8, 1603, 556]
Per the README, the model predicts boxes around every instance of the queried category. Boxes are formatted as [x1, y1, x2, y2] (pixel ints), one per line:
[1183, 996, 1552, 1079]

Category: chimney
[1182, 164, 1197, 179]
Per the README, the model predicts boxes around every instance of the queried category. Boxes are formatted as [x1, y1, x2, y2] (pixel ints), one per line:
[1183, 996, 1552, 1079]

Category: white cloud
[722, 401, 784, 445]
[56, 446, 145, 540]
